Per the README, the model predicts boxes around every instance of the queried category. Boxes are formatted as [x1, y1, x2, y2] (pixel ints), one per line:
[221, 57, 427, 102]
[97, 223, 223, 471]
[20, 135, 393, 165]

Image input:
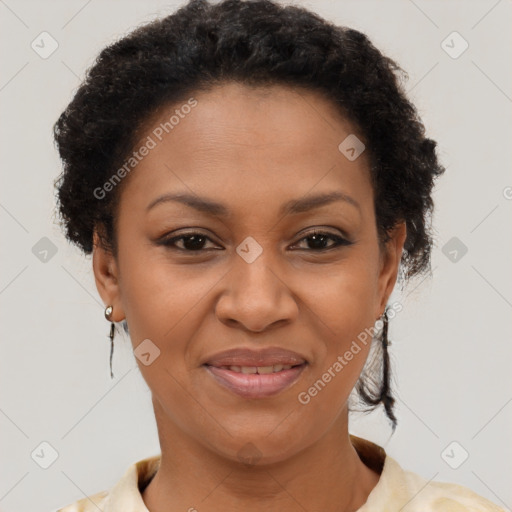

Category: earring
[381, 308, 392, 347]
[104, 305, 115, 379]
[380, 307, 397, 431]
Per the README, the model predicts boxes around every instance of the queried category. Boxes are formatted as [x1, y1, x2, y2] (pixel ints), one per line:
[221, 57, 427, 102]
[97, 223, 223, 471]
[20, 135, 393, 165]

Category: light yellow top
[56, 435, 505, 511]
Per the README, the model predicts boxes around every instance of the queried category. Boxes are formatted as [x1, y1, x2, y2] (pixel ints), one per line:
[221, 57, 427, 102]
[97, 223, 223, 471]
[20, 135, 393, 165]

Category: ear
[92, 227, 125, 322]
[375, 221, 407, 319]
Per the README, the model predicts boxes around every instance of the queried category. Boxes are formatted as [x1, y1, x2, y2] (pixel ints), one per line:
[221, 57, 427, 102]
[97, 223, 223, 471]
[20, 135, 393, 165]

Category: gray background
[0, 0, 511, 511]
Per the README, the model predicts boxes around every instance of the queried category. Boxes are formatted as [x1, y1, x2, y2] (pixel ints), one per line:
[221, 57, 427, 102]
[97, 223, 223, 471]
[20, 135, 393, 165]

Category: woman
[53, 0, 503, 510]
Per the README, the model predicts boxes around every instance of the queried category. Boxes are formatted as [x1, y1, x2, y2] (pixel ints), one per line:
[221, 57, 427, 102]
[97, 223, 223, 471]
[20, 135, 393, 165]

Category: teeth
[226, 364, 297, 374]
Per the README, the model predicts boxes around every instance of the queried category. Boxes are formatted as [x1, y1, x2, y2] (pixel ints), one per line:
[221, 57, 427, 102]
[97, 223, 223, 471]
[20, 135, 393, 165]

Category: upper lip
[203, 347, 307, 367]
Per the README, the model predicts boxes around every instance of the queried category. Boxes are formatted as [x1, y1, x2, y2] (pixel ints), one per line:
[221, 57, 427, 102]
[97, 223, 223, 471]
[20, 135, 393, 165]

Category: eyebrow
[146, 191, 360, 217]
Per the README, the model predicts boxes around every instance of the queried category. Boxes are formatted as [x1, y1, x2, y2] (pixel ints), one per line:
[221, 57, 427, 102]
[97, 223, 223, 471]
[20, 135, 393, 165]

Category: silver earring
[104, 305, 115, 378]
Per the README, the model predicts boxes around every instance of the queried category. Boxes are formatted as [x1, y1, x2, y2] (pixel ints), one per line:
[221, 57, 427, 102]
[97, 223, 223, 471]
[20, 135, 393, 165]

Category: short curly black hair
[53, 0, 445, 431]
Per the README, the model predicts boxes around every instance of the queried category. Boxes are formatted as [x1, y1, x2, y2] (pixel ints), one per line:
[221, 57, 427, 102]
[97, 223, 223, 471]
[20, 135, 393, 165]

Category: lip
[204, 363, 307, 399]
[203, 347, 307, 367]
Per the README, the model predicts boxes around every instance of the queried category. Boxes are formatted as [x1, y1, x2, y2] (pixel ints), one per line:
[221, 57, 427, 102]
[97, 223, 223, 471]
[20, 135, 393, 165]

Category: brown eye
[157, 229, 353, 254]
[292, 230, 353, 251]
[159, 232, 219, 252]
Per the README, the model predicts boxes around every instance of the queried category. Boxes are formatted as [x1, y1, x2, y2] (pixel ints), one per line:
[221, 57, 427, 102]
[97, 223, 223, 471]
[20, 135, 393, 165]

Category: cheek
[116, 245, 225, 387]
[296, 288, 378, 427]
[312, 256, 380, 345]
[301, 248, 381, 395]
[116, 235, 199, 336]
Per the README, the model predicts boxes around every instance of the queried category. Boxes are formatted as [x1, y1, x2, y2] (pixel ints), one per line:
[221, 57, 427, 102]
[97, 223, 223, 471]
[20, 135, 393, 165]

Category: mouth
[203, 362, 308, 399]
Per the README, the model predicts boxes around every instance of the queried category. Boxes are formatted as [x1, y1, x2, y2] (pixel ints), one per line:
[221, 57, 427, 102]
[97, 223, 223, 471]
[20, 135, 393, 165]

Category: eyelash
[158, 229, 353, 253]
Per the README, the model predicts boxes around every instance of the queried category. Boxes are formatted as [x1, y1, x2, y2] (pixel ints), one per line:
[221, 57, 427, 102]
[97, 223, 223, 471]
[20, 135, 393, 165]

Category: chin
[200, 422, 310, 468]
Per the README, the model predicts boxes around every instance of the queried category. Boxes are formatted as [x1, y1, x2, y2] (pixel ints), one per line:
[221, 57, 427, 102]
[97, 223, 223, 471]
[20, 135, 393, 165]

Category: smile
[204, 363, 307, 399]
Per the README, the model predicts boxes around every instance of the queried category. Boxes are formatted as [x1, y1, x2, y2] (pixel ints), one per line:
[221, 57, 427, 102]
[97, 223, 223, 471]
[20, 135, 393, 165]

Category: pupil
[309, 234, 327, 249]
[184, 235, 205, 250]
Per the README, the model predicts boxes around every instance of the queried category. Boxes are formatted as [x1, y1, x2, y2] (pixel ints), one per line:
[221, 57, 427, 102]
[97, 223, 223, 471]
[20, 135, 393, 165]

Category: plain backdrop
[0, 1, 511, 511]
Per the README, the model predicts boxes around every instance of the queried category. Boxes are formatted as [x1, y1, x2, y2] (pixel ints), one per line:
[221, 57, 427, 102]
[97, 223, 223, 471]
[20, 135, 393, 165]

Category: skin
[93, 82, 406, 512]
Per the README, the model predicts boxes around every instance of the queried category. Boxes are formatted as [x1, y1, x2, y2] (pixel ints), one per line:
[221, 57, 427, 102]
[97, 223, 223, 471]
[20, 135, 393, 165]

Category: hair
[53, 0, 445, 431]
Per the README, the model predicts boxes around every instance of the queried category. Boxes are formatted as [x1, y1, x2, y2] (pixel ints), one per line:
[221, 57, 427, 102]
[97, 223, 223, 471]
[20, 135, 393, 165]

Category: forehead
[118, 82, 372, 216]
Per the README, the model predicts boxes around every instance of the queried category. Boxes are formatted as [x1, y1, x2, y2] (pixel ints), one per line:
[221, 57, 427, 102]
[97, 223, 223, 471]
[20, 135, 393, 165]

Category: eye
[159, 232, 220, 252]
[292, 229, 353, 251]
[157, 228, 353, 253]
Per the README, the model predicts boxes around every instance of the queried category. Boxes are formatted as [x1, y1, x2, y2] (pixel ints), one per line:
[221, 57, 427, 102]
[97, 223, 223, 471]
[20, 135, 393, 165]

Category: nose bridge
[215, 233, 297, 331]
[233, 233, 281, 300]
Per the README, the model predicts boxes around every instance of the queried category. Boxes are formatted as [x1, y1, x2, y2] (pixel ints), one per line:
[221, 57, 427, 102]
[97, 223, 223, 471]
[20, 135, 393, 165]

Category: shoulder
[381, 456, 505, 512]
[55, 490, 109, 512]
[55, 454, 160, 512]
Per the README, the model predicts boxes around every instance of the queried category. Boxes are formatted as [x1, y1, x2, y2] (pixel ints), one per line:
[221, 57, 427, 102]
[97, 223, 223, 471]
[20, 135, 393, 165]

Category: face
[93, 82, 405, 465]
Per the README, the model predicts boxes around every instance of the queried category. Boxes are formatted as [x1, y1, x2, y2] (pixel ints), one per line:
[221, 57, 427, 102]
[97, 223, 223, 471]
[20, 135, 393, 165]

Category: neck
[142, 400, 380, 512]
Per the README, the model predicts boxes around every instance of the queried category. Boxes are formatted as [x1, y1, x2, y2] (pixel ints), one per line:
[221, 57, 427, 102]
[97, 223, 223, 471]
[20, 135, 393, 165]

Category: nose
[215, 247, 298, 333]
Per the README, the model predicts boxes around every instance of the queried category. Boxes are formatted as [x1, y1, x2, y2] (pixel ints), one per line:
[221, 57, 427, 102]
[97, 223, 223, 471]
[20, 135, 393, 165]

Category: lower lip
[204, 364, 307, 399]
